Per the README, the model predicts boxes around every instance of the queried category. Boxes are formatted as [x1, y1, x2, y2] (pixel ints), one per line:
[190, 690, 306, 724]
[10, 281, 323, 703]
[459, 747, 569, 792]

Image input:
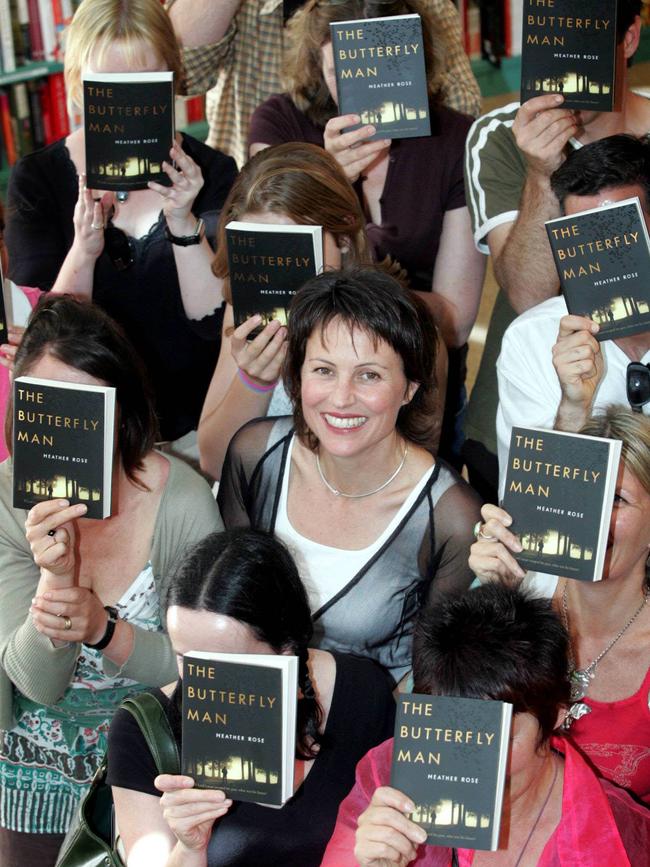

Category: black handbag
[55, 691, 180, 867]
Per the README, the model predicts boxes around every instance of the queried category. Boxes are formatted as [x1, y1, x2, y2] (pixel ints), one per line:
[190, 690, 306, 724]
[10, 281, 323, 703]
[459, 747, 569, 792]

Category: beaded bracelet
[238, 368, 278, 394]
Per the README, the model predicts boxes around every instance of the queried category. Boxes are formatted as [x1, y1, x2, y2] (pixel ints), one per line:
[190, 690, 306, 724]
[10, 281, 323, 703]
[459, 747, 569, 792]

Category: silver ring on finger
[91, 222, 103, 230]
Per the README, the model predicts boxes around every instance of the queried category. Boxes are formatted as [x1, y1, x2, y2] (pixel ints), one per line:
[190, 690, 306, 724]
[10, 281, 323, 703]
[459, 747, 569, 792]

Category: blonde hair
[580, 405, 650, 496]
[64, 0, 183, 114]
[213, 143, 371, 303]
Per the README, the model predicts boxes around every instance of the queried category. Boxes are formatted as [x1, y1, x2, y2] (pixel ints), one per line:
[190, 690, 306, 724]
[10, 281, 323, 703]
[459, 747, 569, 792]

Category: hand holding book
[511, 94, 577, 178]
[354, 785, 427, 866]
[232, 315, 287, 389]
[469, 503, 526, 584]
[552, 314, 604, 431]
[323, 113, 390, 184]
[25, 498, 88, 587]
[148, 140, 205, 232]
[154, 774, 232, 856]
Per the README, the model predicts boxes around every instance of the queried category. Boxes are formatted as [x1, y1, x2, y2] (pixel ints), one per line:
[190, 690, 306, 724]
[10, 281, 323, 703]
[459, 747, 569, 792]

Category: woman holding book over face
[247, 0, 485, 465]
[0, 296, 222, 866]
[4, 0, 237, 448]
[470, 406, 650, 806]
[217, 268, 481, 681]
[321, 584, 650, 866]
[106, 528, 396, 866]
[197, 142, 446, 481]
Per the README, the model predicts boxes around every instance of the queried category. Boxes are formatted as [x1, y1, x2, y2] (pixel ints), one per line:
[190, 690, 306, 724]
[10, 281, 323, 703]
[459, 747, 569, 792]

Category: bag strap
[120, 692, 180, 777]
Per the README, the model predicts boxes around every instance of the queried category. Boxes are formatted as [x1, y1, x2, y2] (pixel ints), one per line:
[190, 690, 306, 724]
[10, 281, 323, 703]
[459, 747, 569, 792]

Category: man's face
[564, 183, 650, 231]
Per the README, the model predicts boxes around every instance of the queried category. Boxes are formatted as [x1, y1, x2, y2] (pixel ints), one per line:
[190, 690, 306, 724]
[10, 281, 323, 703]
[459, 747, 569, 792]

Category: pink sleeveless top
[569, 665, 650, 804]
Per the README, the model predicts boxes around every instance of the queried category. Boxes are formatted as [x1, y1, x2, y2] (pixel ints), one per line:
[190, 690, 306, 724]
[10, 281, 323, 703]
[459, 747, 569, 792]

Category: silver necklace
[561, 579, 649, 729]
[513, 757, 559, 867]
[315, 443, 409, 499]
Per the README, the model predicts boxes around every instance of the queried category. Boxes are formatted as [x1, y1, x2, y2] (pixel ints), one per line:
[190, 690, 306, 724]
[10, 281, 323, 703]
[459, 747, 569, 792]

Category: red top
[321, 736, 650, 867]
[568, 665, 650, 805]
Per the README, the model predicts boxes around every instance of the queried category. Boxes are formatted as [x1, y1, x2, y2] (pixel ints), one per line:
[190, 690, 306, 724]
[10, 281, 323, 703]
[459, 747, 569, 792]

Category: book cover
[26, 0, 43, 62]
[546, 197, 650, 340]
[391, 694, 512, 851]
[520, 0, 620, 110]
[83, 71, 175, 191]
[330, 14, 431, 140]
[226, 221, 323, 332]
[182, 651, 298, 807]
[48, 71, 69, 140]
[501, 426, 622, 581]
[12, 376, 116, 519]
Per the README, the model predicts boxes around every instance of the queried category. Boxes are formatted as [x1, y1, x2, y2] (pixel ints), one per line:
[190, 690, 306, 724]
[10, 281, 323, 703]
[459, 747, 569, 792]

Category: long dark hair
[6, 294, 158, 486]
[166, 529, 323, 759]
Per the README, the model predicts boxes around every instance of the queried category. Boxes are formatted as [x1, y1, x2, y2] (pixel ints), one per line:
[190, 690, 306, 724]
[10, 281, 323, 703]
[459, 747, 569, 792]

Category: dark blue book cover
[520, 0, 619, 110]
[12, 376, 116, 519]
[391, 694, 512, 851]
[83, 71, 174, 190]
[546, 197, 650, 341]
[502, 427, 621, 581]
[226, 222, 323, 331]
[182, 652, 297, 807]
[330, 14, 430, 140]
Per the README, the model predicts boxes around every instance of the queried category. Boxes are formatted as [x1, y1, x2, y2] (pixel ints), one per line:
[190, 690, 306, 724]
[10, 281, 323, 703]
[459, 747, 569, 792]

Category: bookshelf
[0, 59, 63, 88]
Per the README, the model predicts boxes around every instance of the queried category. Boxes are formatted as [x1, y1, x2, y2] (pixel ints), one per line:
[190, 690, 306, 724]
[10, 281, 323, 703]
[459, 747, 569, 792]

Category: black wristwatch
[164, 217, 205, 246]
[84, 606, 119, 650]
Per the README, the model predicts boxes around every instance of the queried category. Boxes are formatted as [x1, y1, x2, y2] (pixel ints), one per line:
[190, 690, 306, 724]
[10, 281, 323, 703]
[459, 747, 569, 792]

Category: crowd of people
[0, 0, 649, 864]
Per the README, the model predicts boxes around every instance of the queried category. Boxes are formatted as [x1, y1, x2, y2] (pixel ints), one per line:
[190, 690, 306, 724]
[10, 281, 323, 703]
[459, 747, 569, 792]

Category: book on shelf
[12, 376, 116, 519]
[0, 0, 16, 74]
[83, 71, 175, 191]
[0, 90, 17, 166]
[546, 196, 650, 341]
[226, 221, 323, 333]
[501, 426, 622, 582]
[182, 651, 298, 807]
[391, 694, 512, 851]
[520, 0, 621, 111]
[330, 13, 431, 140]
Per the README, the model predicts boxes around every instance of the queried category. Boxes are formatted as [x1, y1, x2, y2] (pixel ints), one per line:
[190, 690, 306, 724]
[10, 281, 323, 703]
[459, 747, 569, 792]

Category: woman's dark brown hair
[6, 294, 158, 486]
[283, 267, 438, 449]
[212, 142, 370, 303]
[284, 0, 447, 127]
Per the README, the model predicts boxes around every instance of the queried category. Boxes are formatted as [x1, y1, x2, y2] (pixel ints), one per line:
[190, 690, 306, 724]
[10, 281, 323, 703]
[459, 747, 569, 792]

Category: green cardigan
[0, 452, 223, 730]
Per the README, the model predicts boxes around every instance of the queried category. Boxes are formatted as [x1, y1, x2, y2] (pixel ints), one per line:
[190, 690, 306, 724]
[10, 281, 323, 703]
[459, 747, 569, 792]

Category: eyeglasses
[103, 221, 135, 271]
[626, 361, 650, 413]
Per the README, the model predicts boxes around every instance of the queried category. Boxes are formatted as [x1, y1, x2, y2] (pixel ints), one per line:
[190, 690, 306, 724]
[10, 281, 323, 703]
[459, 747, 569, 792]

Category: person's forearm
[168, 0, 241, 47]
[554, 396, 592, 432]
[198, 376, 273, 480]
[414, 289, 473, 349]
[493, 172, 561, 314]
[167, 841, 208, 867]
[50, 243, 95, 299]
[167, 215, 224, 320]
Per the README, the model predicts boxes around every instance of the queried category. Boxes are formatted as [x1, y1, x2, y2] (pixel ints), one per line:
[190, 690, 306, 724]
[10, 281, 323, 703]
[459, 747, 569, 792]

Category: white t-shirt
[497, 295, 650, 490]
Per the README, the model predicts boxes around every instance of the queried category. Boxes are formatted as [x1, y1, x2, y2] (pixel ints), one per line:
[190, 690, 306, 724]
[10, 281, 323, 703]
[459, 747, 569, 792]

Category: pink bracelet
[238, 368, 278, 394]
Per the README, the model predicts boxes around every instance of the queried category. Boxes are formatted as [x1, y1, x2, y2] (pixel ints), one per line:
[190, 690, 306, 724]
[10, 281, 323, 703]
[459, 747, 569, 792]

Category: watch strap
[84, 605, 118, 650]
[164, 217, 205, 246]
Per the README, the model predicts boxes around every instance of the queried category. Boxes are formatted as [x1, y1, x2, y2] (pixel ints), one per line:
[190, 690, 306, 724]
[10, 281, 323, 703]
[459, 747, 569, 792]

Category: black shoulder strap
[120, 692, 180, 776]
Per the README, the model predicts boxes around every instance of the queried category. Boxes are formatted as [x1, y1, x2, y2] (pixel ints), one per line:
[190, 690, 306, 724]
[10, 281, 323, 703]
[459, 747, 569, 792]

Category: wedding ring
[473, 521, 495, 541]
[59, 614, 72, 631]
[91, 222, 103, 230]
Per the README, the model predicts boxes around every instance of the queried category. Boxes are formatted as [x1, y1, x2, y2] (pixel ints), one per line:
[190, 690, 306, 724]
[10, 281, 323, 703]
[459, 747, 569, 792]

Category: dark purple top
[248, 93, 471, 290]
